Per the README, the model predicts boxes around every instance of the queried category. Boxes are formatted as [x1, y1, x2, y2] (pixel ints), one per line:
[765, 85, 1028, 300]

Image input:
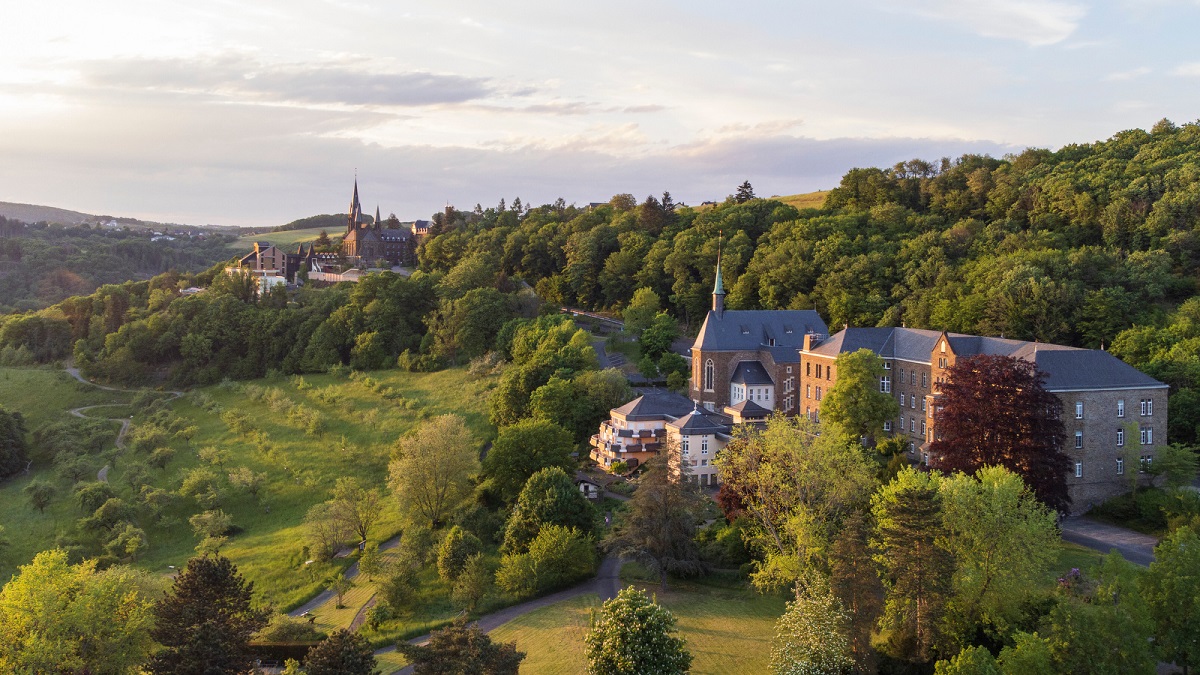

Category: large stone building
[798, 326, 1168, 511]
[340, 179, 415, 266]
[690, 262, 828, 415]
[595, 262, 1169, 511]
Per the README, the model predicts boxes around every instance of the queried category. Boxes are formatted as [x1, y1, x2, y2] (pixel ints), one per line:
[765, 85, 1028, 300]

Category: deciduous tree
[929, 355, 1072, 513]
[820, 348, 900, 446]
[606, 454, 705, 591]
[585, 586, 691, 675]
[717, 414, 877, 593]
[389, 414, 479, 528]
[1141, 526, 1200, 673]
[397, 615, 524, 675]
[0, 406, 28, 480]
[483, 418, 574, 504]
[330, 476, 383, 544]
[502, 466, 597, 555]
[304, 628, 377, 675]
[771, 580, 854, 675]
[23, 479, 54, 513]
[0, 549, 157, 674]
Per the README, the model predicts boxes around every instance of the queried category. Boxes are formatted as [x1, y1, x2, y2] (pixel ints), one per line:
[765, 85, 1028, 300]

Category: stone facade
[800, 326, 1170, 513]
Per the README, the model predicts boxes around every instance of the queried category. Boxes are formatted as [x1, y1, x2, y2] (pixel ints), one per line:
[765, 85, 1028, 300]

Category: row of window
[1076, 427, 1154, 447]
[1075, 456, 1153, 478]
[680, 437, 711, 454]
[1074, 399, 1154, 419]
[895, 368, 928, 389]
[805, 362, 833, 380]
[805, 384, 823, 400]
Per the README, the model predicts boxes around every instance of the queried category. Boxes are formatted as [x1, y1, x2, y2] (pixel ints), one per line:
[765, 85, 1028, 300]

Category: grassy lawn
[487, 569, 787, 675]
[230, 226, 329, 251]
[0, 365, 497, 610]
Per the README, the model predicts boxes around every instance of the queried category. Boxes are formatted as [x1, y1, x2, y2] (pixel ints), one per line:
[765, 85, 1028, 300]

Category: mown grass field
[0, 365, 497, 611]
[486, 574, 787, 675]
[230, 226, 330, 251]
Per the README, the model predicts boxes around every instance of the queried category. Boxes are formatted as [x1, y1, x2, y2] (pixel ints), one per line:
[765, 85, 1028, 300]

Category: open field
[230, 226, 330, 251]
[777, 190, 829, 210]
[486, 574, 787, 675]
[0, 366, 497, 610]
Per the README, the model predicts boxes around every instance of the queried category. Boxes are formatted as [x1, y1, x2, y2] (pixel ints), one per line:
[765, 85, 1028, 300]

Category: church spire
[375, 205, 382, 231]
[348, 177, 362, 233]
[712, 231, 725, 317]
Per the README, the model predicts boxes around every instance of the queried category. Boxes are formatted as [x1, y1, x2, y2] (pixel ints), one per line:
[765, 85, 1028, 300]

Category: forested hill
[0, 119, 1197, 443]
[0, 218, 237, 312]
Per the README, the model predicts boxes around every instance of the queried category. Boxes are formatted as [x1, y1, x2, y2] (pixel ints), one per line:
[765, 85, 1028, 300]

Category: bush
[496, 525, 596, 598]
[437, 526, 482, 583]
[397, 349, 444, 372]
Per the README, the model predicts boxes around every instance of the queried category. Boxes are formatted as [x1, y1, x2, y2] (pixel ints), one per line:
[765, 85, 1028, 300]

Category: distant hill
[0, 200, 206, 231]
[776, 190, 829, 210]
[272, 213, 367, 233]
[0, 201, 95, 225]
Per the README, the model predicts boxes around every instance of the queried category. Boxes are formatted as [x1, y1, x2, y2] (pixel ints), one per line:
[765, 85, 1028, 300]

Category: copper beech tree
[928, 355, 1072, 513]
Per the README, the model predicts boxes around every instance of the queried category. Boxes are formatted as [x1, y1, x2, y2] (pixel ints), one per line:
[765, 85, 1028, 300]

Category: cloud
[891, 0, 1087, 46]
[1106, 67, 1152, 81]
[78, 54, 492, 106]
[1174, 62, 1200, 76]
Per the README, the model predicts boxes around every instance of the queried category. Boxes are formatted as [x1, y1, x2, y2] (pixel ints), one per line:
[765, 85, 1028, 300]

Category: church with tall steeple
[339, 178, 415, 266]
[689, 259, 828, 416]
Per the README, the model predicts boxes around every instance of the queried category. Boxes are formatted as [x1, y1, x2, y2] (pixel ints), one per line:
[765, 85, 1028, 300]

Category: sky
[1, 0, 1198, 227]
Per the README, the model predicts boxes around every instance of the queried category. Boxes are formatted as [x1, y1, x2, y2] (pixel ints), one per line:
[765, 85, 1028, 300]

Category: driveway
[1060, 516, 1158, 567]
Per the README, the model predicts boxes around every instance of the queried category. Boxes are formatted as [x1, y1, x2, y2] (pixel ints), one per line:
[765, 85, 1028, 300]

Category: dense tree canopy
[929, 355, 1072, 513]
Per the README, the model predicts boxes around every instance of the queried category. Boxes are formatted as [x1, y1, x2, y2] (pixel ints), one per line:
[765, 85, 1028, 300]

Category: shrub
[437, 526, 482, 583]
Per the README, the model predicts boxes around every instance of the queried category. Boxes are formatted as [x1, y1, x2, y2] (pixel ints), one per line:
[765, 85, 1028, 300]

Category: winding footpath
[385, 555, 623, 674]
[64, 367, 185, 481]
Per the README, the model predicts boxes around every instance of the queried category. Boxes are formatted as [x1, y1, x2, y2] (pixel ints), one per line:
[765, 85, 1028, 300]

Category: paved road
[1061, 516, 1158, 567]
[288, 535, 402, 618]
[384, 555, 623, 674]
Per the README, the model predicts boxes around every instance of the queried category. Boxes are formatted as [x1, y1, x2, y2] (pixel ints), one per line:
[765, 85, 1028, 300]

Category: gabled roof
[807, 326, 1166, 392]
[694, 309, 828, 356]
[611, 389, 695, 421]
[724, 399, 771, 417]
[731, 361, 774, 385]
[667, 408, 732, 434]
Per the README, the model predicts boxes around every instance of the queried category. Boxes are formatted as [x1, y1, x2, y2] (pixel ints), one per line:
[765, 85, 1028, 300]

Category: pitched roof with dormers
[694, 309, 828, 362]
[611, 389, 696, 422]
[805, 327, 1166, 392]
[666, 407, 733, 435]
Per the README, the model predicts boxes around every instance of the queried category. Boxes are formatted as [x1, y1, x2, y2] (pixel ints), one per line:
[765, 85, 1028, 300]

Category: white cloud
[892, 0, 1087, 45]
[1173, 62, 1200, 76]
[1106, 67, 1152, 80]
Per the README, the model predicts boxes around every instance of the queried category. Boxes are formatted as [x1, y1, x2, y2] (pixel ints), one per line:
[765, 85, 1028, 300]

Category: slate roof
[731, 361, 774, 385]
[667, 408, 733, 434]
[611, 389, 696, 421]
[1033, 350, 1168, 391]
[694, 309, 828, 360]
[807, 327, 1166, 392]
[724, 400, 772, 417]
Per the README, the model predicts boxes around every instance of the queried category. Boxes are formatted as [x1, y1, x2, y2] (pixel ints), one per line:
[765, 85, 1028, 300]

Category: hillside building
[340, 179, 416, 266]
[595, 261, 1168, 511]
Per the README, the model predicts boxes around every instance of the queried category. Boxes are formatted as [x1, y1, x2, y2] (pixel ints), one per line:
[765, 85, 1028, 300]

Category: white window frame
[880, 376, 891, 393]
[1075, 462, 1083, 478]
[1116, 428, 1124, 447]
[883, 421, 892, 432]
[1116, 458, 1124, 475]
[1117, 399, 1125, 418]
[1075, 401, 1083, 419]
[1075, 431, 1083, 449]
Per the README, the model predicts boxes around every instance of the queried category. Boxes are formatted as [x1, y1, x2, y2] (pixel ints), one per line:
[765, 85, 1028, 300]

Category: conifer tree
[829, 510, 883, 673]
[874, 469, 954, 664]
[147, 554, 270, 675]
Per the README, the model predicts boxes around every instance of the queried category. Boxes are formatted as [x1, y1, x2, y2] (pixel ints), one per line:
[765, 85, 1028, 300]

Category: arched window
[704, 359, 714, 391]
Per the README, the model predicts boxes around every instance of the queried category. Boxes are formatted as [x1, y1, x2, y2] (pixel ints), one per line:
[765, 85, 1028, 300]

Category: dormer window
[784, 325, 794, 334]
[768, 338, 776, 346]
[740, 325, 750, 335]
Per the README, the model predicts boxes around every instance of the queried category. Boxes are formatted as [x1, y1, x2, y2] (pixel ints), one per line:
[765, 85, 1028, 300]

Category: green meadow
[230, 226, 330, 251]
[0, 365, 497, 611]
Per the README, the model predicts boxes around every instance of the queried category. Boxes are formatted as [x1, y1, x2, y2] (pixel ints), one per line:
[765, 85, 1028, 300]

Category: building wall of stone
[798, 352, 838, 419]
[692, 348, 792, 412]
[1058, 387, 1169, 513]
